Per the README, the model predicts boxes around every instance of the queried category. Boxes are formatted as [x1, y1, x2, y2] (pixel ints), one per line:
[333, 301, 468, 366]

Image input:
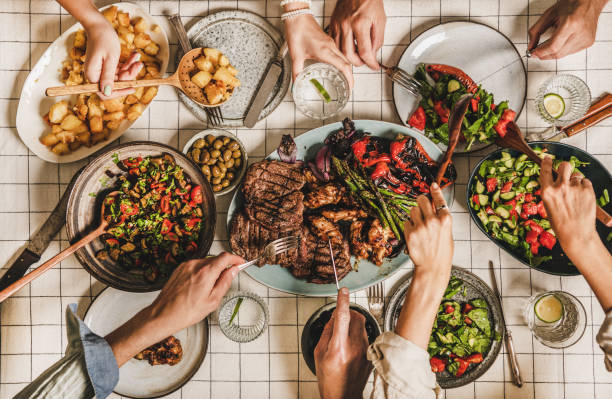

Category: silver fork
[367, 282, 385, 327]
[167, 14, 224, 127]
[380, 64, 422, 97]
[237, 236, 299, 271]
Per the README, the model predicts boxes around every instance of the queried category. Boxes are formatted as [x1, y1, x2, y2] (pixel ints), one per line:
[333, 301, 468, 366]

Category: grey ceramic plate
[177, 10, 290, 127]
[83, 287, 209, 398]
[384, 266, 504, 389]
[393, 21, 527, 154]
[301, 302, 381, 375]
[65, 142, 216, 292]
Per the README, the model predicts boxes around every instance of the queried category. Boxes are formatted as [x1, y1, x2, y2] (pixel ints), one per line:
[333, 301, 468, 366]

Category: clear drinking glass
[292, 63, 350, 120]
[218, 291, 268, 343]
[524, 291, 587, 349]
[535, 74, 591, 127]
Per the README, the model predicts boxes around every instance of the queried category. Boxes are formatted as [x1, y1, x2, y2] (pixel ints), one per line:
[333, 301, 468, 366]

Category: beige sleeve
[596, 309, 612, 372]
[367, 331, 441, 399]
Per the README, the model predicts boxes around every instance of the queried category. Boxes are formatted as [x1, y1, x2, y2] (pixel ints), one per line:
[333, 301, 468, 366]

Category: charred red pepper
[160, 195, 171, 214]
[363, 154, 391, 168]
[426, 64, 478, 93]
[407, 106, 426, 130]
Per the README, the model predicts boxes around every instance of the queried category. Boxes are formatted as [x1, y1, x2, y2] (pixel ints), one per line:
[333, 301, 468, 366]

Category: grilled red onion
[278, 134, 297, 163]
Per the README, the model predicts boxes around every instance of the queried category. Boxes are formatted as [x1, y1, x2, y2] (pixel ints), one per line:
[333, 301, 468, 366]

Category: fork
[237, 236, 299, 271]
[367, 282, 385, 327]
[380, 64, 422, 97]
[167, 14, 224, 127]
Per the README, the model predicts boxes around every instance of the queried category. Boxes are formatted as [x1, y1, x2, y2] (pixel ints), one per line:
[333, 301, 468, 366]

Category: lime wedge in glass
[310, 78, 332, 103]
[535, 294, 563, 323]
[543, 93, 565, 119]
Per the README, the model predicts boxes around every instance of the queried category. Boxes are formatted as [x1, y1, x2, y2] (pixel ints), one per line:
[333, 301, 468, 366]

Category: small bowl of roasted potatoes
[183, 129, 247, 195]
[187, 48, 240, 106]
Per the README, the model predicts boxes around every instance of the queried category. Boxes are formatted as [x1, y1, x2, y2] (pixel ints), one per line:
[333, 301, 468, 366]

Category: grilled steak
[242, 160, 305, 201]
[245, 191, 304, 231]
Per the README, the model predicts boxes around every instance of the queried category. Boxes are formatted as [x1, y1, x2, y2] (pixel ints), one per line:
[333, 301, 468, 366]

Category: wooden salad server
[0, 192, 118, 303]
[45, 48, 216, 107]
[498, 122, 612, 227]
[435, 93, 472, 185]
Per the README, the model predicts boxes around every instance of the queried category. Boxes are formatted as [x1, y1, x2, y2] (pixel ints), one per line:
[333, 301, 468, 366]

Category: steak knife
[489, 260, 523, 387]
[244, 41, 288, 128]
[0, 169, 81, 290]
[328, 239, 340, 291]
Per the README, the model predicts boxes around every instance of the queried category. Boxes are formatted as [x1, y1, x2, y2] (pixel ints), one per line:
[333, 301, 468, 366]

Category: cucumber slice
[534, 294, 563, 323]
[497, 166, 507, 173]
[503, 158, 514, 168]
[488, 166, 496, 175]
[501, 231, 519, 247]
[526, 180, 540, 191]
[478, 194, 489, 206]
[500, 191, 516, 200]
[517, 154, 528, 162]
[475, 180, 485, 194]
[488, 215, 502, 224]
[501, 151, 512, 160]
[504, 218, 516, 229]
[495, 206, 510, 219]
[492, 190, 501, 203]
[447, 79, 461, 93]
[524, 168, 534, 177]
[543, 93, 565, 119]
[310, 79, 332, 103]
[477, 210, 489, 226]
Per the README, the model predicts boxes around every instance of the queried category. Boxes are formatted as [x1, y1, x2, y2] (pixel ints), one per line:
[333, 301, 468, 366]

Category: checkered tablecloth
[1, 0, 612, 398]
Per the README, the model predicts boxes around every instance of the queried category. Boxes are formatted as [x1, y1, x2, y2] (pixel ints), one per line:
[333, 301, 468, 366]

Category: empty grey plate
[384, 266, 504, 389]
[177, 10, 290, 127]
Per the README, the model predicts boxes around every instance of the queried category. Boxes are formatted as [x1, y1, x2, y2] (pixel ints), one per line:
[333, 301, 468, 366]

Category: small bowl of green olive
[183, 129, 247, 195]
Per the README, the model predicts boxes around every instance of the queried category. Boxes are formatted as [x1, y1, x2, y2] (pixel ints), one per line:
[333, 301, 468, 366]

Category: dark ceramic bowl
[65, 142, 216, 292]
[467, 141, 612, 276]
[301, 302, 381, 375]
[384, 267, 504, 389]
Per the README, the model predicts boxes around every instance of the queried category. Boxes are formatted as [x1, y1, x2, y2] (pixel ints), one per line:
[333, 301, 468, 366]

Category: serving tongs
[497, 122, 612, 227]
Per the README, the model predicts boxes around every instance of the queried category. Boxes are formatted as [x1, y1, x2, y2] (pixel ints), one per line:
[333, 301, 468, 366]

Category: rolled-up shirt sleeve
[596, 309, 612, 372]
[367, 331, 441, 399]
[15, 304, 119, 399]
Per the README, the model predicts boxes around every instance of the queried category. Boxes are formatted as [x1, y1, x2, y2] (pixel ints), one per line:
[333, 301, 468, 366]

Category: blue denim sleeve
[14, 304, 119, 399]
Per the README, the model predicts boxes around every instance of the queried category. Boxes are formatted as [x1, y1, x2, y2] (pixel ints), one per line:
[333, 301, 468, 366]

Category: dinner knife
[0, 169, 81, 291]
[328, 239, 340, 291]
[527, 93, 612, 142]
[244, 41, 288, 128]
[489, 260, 523, 387]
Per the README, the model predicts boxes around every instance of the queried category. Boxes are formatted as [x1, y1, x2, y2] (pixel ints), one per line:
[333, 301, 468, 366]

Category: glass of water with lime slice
[292, 63, 350, 120]
[535, 74, 591, 127]
[524, 291, 587, 348]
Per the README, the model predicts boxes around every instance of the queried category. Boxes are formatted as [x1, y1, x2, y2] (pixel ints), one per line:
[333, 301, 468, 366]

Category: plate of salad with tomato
[385, 267, 504, 389]
[392, 21, 526, 153]
[467, 142, 612, 276]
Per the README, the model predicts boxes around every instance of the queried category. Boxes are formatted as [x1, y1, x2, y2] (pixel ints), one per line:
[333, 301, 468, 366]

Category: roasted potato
[73, 30, 86, 49]
[102, 6, 118, 23]
[51, 142, 70, 155]
[205, 81, 226, 105]
[193, 56, 214, 73]
[89, 116, 103, 133]
[213, 67, 240, 88]
[203, 48, 221, 64]
[134, 33, 151, 49]
[60, 114, 84, 131]
[133, 18, 148, 33]
[49, 101, 69, 124]
[140, 87, 158, 104]
[103, 98, 124, 113]
[40, 133, 59, 146]
[127, 103, 145, 121]
[191, 70, 212, 89]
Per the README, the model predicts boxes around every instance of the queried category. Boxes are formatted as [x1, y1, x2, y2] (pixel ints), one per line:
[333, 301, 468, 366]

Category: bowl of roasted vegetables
[385, 267, 504, 389]
[467, 142, 612, 276]
[66, 142, 216, 292]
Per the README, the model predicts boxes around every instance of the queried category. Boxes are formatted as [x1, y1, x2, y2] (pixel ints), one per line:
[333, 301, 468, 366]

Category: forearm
[56, 0, 108, 30]
[395, 269, 449, 349]
[565, 237, 612, 311]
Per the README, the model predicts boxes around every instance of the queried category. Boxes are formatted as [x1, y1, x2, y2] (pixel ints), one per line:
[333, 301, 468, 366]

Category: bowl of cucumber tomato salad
[467, 142, 612, 276]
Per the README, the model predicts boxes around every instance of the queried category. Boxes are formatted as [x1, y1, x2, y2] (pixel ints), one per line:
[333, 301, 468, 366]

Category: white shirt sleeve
[596, 309, 612, 372]
[367, 331, 441, 399]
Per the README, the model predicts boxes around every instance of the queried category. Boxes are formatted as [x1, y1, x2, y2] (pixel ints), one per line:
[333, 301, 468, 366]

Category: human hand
[314, 287, 371, 399]
[105, 252, 243, 366]
[284, 14, 354, 88]
[404, 183, 453, 280]
[95, 52, 145, 100]
[528, 0, 607, 59]
[82, 14, 122, 96]
[329, 0, 386, 70]
[539, 156, 598, 256]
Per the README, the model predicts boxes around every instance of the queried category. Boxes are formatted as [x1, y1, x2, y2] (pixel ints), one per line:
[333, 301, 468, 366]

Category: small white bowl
[183, 129, 248, 196]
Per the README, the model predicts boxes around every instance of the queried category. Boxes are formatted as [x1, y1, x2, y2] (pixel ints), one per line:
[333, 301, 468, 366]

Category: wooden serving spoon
[0, 191, 118, 303]
[45, 48, 219, 107]
[435, 93, 472, 185]
[498, 122, 612, 227]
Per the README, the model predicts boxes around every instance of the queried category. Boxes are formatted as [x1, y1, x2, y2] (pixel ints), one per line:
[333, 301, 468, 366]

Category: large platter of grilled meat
[228, 119, 454, 296]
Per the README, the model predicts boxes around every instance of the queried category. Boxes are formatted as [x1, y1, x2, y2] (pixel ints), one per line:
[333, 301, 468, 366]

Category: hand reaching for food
[314, 287, 372, 399]
[283, 10, 354, 88]
[329, 0, 386, 70]
[105, 253, 243, 366]
[528, 0, 607, 59]
[95, 52, 144, 100]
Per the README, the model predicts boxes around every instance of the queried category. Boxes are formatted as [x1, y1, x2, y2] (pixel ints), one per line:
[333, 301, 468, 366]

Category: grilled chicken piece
[308, 215, 343, 243]
[350, 220, 372, 259]
[321, 209, 368, 222]
[368, 219, 395, 266]
[303, 168, 323, 189]
[134, 336, 183, 366]
[304, 183, 345, 209]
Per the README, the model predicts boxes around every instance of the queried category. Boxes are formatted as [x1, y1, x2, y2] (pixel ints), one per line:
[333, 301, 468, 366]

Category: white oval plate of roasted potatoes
[16, 2, 169, 164]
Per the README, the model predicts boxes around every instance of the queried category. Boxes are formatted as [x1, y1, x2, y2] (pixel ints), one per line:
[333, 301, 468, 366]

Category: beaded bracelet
[280, 0, 312, 7]
[280, 8, 313, 21]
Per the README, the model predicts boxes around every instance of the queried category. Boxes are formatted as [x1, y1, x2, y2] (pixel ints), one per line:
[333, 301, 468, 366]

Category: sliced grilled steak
[242, 161, 305, 201]
[245, 191, 304, 231]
